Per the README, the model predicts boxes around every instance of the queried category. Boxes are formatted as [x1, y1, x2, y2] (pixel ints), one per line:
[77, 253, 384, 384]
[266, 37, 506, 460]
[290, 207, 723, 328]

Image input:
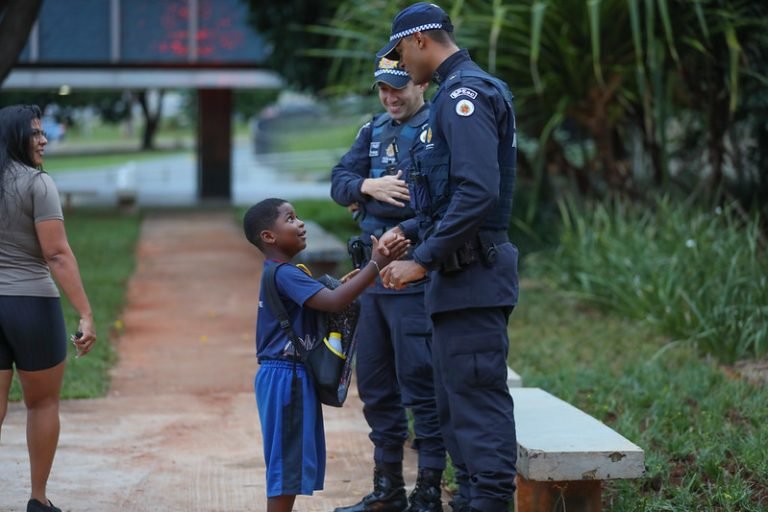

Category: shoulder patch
[455, 99, 475, 117]
[450, 87, 478, 100]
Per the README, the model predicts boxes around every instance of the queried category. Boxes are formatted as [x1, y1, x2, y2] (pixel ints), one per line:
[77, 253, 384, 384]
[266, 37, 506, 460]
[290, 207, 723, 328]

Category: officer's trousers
[431, 306, 517, 512]
[355, 290, 446, 470]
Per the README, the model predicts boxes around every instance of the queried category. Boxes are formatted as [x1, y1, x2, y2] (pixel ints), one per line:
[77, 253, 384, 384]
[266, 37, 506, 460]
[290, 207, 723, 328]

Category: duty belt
[439, 230, 509, 274]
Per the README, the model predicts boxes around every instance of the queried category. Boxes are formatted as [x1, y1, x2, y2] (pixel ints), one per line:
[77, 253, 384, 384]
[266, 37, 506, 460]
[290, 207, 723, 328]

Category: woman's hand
[72, 315, 96, 357]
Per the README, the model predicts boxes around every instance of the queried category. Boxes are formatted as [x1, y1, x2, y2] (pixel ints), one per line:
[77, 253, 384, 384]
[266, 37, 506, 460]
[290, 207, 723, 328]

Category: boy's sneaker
[27, 499, 62, 512]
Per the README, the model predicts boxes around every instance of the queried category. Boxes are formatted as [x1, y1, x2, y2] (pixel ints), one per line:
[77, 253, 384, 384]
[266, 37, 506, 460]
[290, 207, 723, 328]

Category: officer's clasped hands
[380, 260, 427, 290]
[360, 170, 411, 207]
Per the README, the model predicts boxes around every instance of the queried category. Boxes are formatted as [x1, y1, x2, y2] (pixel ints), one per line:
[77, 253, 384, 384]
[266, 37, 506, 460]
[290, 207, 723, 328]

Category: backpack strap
[262, 263, 309, 359]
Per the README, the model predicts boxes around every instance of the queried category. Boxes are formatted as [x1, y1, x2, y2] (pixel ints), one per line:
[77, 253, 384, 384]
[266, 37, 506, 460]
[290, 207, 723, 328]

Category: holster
[478, 230, 506, 266]
[347, 236, 371, 269]
[439, 230, 509, 274]
[347, 227, 393, 269]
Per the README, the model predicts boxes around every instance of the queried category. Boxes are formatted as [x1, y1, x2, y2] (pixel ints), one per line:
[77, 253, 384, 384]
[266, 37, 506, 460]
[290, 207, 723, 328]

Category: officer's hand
[347, 203, 359, 213]
[361, 170, 411, 207]
[380, 260, 427, 290]
[379, 226, 405, 250]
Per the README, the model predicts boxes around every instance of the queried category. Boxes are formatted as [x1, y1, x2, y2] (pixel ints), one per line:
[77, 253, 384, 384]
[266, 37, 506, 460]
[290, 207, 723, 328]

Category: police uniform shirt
[331, 104, 431, 294]
[330, 104, 430, 221]
[402, 49, 519, 314]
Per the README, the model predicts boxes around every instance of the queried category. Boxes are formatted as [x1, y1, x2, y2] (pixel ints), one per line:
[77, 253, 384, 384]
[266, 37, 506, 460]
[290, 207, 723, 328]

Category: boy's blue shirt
[256, 259, 325, 362]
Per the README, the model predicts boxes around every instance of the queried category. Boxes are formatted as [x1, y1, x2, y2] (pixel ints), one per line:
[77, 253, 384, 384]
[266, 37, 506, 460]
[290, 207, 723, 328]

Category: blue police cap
[376, 2, 453, 60]
[373, 57, 411, 89]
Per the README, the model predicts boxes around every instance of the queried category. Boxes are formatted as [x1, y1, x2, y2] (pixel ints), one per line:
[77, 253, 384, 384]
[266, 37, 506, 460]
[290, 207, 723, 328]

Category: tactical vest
[418, 69, 516, 232]
[360, 111, 425, 235]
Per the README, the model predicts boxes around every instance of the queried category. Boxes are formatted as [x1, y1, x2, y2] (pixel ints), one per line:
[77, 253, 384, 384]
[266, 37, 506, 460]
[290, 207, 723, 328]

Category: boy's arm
[305, 235, 410, 312]
[305, 261, 380, 313]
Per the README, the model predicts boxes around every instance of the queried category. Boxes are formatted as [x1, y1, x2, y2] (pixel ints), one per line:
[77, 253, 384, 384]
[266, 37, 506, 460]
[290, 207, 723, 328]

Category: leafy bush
[536, 197, 767, 363]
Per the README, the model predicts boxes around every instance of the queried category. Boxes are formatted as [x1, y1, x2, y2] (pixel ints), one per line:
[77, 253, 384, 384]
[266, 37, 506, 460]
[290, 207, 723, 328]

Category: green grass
[286, 197, 768, 510]
[270, 120, 361, 153]
[61, 119, 251, 146]
[62, 123, 138, 144]
[9, 211, 141, 400]
[43, 118, 250, 174]
[257, 115, 364, 178]
[57, 121, 193, 146]
[44, 149, 192, 173]
[512, 282, 768, 510]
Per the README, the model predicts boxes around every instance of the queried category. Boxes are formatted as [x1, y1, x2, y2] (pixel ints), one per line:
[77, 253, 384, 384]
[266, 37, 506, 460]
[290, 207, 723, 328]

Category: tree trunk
[0, 0, 43, 86]
[137, 90, 165, 151]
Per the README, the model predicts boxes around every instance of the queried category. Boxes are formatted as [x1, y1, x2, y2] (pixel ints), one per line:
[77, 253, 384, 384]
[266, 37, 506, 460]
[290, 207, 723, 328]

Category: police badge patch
[369, 141, 381, 157]
[455, 99, 475, 117]
[420, 127, 432, 144]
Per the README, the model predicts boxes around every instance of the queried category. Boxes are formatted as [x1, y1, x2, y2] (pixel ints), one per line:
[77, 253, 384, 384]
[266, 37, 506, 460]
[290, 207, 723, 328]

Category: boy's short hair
[243, 198, 288, 250]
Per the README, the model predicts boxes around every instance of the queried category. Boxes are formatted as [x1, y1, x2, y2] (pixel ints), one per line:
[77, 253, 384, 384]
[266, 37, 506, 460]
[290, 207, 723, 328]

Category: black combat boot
[333, 464, 408, 512]
[406, 468, 443, 512]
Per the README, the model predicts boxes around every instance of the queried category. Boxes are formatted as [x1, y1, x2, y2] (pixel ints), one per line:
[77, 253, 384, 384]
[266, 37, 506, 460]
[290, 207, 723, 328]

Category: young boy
[243, 198, 409, 512]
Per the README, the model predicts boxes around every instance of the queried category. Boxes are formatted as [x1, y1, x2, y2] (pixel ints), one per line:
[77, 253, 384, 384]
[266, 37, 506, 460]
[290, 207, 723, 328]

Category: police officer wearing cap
[330, 57, 445, 512]
[377, 3, 519, 512]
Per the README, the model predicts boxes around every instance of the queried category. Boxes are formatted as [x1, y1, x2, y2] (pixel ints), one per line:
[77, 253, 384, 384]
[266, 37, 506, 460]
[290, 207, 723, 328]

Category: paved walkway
[0, 211, 437, 511]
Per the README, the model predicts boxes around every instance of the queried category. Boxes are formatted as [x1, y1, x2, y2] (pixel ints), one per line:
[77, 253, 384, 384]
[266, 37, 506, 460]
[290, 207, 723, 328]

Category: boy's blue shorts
[256, 360, 325, 498]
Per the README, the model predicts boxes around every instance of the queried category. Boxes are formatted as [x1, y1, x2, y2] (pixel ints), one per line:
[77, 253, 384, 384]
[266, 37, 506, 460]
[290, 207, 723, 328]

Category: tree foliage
[241, 0, 345, 92]
[317, 0, 768, 218]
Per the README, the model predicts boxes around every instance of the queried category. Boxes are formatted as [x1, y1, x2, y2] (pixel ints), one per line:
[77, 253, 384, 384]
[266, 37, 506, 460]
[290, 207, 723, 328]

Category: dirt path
[0, 211, 429, 512]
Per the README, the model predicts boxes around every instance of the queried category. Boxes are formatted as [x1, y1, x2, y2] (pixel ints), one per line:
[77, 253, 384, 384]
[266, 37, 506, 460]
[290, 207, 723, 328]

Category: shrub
[536, 197, 767, 363]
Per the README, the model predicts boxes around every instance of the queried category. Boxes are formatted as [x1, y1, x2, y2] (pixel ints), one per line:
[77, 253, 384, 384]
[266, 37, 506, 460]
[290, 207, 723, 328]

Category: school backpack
[262, 263, 360, 407]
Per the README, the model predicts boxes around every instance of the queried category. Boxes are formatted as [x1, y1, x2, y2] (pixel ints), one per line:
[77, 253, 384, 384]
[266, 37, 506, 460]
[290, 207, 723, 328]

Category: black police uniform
[400, 49, 519, 512]
[331, 104, 446, 472]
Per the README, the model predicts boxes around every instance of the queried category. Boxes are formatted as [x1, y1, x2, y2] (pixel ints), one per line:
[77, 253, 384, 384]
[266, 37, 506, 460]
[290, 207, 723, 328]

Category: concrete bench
[54, 163, 137, 209]
[58, 188, 101, 209]
[507, 366, 523, 388]
[294, 220, 349, 276]
[510, 387, 644, 512]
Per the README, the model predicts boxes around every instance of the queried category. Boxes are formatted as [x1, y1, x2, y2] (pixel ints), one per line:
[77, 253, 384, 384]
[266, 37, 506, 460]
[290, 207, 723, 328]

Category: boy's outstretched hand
[370, 233, 409, 268]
